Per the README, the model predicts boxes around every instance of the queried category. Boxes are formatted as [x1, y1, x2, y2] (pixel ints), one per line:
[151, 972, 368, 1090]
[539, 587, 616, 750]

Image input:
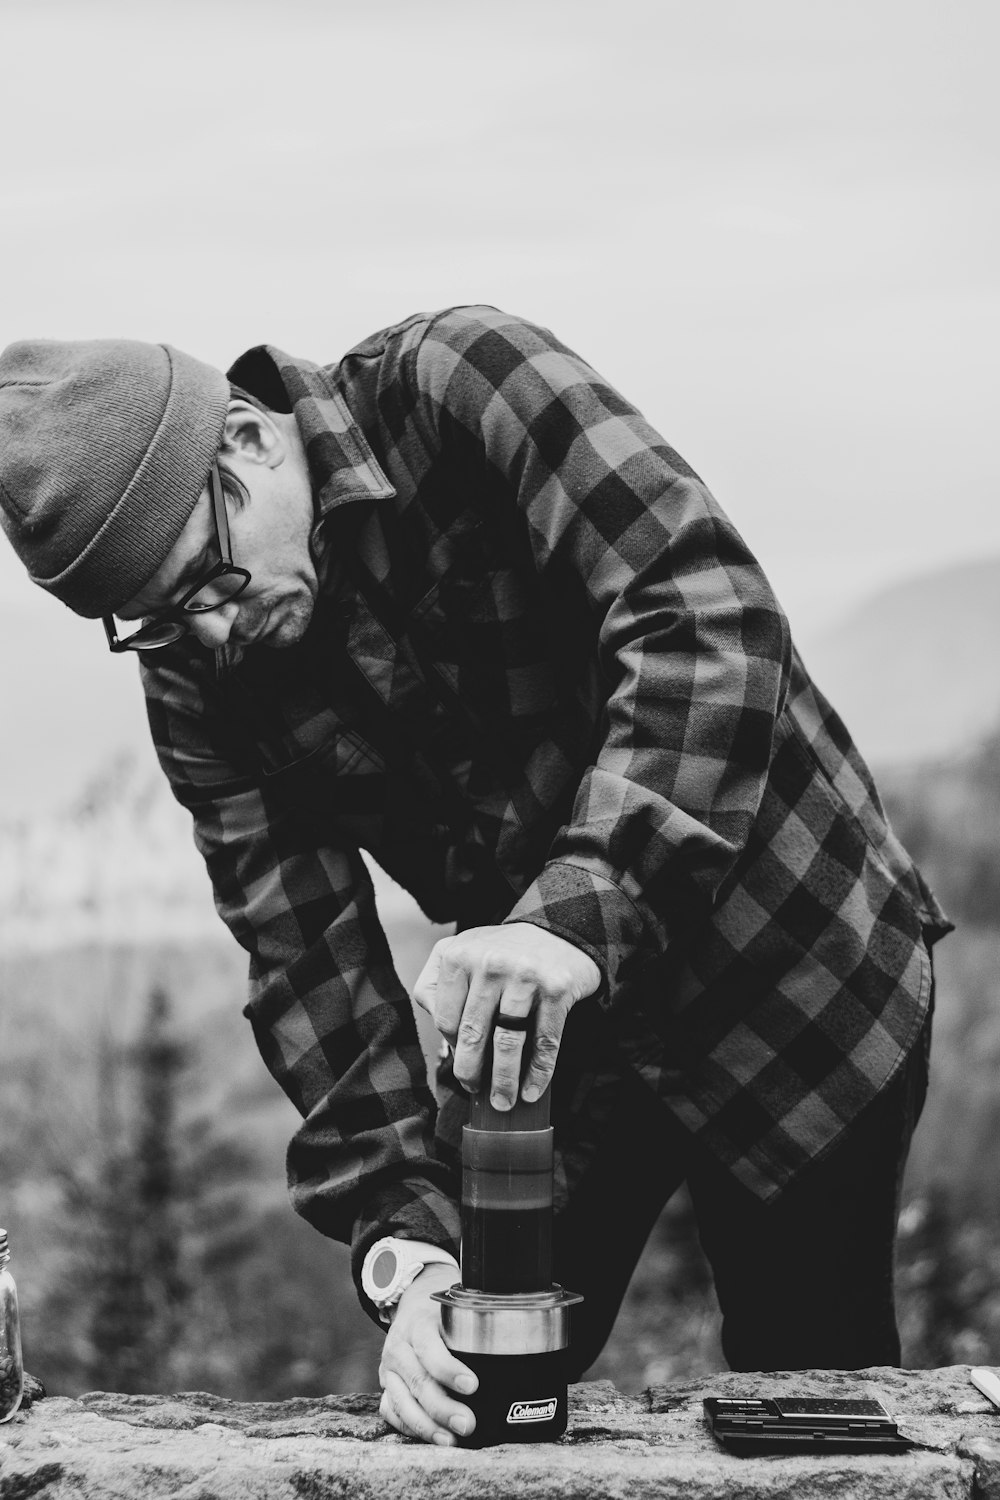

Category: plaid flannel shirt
[141, 306, 950, 1297]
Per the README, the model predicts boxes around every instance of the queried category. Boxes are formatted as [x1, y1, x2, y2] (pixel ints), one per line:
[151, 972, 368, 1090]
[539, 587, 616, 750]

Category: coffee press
[433, 1019, 582, 1447]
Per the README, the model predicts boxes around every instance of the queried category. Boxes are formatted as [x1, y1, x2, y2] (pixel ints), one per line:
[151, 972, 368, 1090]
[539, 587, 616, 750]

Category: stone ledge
[2, 1367, 1000, 1499]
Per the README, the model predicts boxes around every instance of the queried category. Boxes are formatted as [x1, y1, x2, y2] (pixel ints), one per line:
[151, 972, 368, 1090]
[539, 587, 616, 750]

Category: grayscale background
[1, 0, 997, 1397]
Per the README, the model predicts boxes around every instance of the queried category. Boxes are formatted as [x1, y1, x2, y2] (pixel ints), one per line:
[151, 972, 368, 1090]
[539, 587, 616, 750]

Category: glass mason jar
[0, 1231, 23, 1422]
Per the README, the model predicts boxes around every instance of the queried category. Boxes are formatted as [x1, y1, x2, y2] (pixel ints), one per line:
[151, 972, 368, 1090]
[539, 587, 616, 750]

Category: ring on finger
[494, 1013, 531, 1032]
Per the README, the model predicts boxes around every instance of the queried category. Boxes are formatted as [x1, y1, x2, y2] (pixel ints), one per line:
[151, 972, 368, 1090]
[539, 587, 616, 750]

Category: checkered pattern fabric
[141, 307, 950, 1290]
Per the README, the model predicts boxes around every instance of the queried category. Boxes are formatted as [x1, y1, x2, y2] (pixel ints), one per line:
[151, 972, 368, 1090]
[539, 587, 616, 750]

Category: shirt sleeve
[409, 306, 793, 998]
[140, 645, 461, 1308]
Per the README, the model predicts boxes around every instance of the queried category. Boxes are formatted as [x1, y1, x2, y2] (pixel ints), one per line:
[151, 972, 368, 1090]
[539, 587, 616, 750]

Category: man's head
[114, 398, 320, 650]
[0, 337, 319, 651]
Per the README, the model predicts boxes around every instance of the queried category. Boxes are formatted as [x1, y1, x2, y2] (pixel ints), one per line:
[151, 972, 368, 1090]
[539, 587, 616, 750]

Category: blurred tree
[897, 1188, 968, 1367]
[896, 1186, 1000, 1368]
[88, 986, 190, 1390]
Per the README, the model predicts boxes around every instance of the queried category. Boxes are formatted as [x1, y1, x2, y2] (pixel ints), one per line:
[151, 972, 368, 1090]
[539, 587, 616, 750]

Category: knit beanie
[0, 338, 231, 617]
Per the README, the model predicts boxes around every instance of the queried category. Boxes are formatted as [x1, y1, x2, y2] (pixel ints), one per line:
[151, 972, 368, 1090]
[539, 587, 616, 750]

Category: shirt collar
[225, 344, 396, 532]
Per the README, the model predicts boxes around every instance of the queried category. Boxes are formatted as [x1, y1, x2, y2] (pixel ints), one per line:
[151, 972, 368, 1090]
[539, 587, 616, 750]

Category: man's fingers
[449, 960, 527, 1092]
[380, 1370, 461, 1446]
[488, 1010, 532, 1109]
[418, 938, 479, 1044]
[520, 1000, 571, 1102]
[378, 1346, 477, 1444]
[397, 1319, 479, 1402]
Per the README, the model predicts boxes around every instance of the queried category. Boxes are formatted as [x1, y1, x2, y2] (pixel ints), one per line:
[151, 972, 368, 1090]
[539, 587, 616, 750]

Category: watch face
[370, 1248, 399, 1292]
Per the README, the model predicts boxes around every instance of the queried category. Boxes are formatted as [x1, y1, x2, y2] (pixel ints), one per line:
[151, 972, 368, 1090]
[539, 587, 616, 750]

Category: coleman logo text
[507, 1398, 557, 1424]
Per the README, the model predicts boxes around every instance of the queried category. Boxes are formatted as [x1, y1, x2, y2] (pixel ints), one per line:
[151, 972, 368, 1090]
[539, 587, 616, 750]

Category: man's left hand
[413, 923, 601, 1107]
[378, 1264, 476, 1445]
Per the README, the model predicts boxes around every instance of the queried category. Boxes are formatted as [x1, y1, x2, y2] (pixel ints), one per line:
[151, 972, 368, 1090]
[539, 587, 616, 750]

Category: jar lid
[0, 1230, 7, 1256]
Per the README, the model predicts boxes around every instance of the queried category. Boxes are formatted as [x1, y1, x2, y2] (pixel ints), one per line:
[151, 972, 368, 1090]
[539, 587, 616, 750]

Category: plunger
[432, 1017, 582, 1447]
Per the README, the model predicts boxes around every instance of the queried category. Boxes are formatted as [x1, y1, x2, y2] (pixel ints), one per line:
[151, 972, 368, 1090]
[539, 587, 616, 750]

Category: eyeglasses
[104, 463, 252, 653]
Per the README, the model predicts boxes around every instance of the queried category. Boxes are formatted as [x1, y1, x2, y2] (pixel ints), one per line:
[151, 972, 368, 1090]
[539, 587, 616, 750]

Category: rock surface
[2, 1368, 1000, 1499]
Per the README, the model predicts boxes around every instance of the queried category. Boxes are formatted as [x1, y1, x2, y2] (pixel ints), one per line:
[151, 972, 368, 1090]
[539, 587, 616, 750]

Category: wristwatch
[361, 1237, 459, 1320]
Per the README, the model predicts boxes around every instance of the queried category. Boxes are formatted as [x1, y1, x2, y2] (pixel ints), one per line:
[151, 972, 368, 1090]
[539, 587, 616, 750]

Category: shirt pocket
[222, 658, 385, 784]
[255, 706, 379, 781]
[259, 725, 382, 789]
[253, 706, 388, 847]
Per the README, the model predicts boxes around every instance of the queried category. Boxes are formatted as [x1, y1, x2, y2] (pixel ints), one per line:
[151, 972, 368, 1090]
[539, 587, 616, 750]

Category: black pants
[552, 1016, 931, 1380]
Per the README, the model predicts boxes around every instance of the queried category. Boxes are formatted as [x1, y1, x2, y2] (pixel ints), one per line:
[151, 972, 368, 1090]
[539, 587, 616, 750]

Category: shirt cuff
[504, 859, 650, 1000]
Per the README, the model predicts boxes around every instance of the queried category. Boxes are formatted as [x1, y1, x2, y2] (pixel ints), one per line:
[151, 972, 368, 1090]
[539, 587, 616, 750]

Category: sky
[1, 0, 997, 639]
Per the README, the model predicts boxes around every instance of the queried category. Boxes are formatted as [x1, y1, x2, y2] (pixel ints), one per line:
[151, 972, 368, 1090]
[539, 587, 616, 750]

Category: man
[0, 307, 950, 1445]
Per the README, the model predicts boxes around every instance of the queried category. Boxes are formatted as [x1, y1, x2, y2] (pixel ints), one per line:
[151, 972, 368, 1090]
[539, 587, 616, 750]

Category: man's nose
[188, 601, 239, 648]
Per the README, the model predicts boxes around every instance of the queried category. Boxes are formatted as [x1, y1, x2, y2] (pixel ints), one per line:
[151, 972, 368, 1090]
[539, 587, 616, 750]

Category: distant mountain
[0, 755, 218, 951]
[0, 749, 449, 1026]
[795, 555, 1000, 768]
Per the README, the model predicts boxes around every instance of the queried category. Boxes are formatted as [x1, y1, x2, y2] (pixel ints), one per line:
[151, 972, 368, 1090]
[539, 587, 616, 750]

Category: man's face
[116, 412, 319, 651]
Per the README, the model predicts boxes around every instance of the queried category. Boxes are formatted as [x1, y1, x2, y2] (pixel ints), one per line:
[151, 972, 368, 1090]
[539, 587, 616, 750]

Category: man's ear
[219, 400, 286, 469]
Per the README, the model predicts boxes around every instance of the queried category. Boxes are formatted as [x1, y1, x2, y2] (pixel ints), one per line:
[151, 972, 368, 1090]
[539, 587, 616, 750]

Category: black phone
[703, 1395, 911, 1454]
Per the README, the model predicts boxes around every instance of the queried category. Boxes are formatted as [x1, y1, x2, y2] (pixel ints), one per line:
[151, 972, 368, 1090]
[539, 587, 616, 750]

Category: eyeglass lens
[183, 569, 249, 613]
[114, 618, 188, 651]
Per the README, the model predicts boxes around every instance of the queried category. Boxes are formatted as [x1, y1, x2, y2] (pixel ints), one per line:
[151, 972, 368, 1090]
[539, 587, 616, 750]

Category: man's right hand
[413, 923, 601, 1108]
[378, 1262, 478, 1445]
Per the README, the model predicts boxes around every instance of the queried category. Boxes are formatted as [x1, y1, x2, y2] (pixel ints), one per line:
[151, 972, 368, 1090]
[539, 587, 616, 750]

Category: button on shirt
[140, 306, 951, 1289]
